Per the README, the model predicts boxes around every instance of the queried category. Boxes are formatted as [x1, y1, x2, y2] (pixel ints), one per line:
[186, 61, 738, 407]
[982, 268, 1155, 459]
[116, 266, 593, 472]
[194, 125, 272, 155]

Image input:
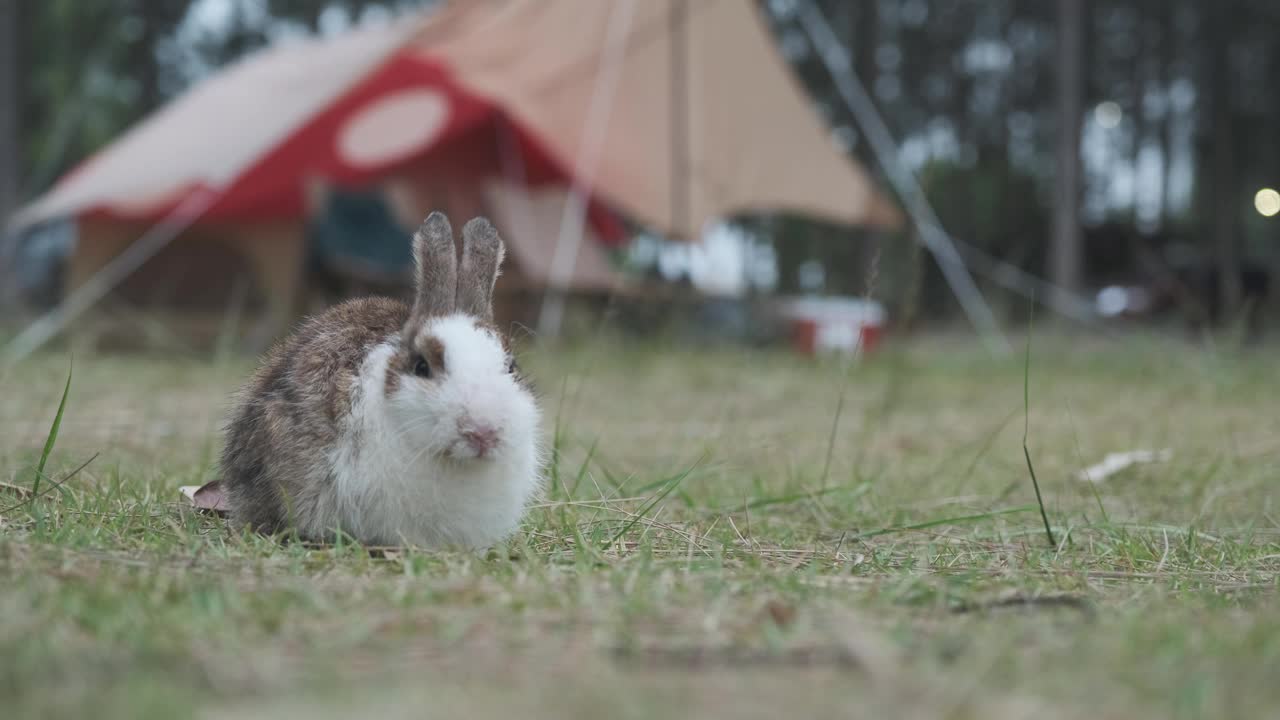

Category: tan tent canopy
[15, 0, 900, 237]
[415, 0, 902, 236]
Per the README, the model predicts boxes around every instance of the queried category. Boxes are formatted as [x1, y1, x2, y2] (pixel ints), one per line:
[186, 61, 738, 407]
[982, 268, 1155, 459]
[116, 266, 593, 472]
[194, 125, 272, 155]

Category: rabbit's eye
[506, 358, 518, 375]
[413, 356, 432, 378]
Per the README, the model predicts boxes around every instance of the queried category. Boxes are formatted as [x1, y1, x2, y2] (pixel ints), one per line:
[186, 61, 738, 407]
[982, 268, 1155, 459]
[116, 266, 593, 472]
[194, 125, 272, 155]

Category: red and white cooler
[777, 297, 886, 357]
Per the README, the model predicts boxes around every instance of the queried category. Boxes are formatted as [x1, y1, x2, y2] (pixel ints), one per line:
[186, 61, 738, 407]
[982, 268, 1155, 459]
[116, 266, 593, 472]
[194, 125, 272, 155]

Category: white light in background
[1096, 286, 1128, 317]
[1094, 101, 1122, 129]
[655, 223, 775, 297]
[1254, 188, 1280, 217]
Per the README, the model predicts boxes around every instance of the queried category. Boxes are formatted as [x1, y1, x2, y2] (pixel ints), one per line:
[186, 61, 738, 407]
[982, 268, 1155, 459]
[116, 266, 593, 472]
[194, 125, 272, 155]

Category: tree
[0, 0, 17, 231]
[1051, 0, 1084, 294]
[14, 0, 422, 202]
[1206, 4, 1241, 317]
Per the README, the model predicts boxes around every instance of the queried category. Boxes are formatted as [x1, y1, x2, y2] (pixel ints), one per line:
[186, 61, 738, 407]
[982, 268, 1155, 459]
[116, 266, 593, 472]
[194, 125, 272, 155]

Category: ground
[1, 333, 1277, 719]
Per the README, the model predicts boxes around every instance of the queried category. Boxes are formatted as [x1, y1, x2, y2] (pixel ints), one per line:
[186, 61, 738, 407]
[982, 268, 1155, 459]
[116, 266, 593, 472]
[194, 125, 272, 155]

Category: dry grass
[1, 332, 1277, 718]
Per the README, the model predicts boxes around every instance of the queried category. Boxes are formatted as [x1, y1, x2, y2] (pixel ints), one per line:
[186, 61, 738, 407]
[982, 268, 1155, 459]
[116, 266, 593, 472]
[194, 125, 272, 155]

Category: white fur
[316, 314, 542, 549]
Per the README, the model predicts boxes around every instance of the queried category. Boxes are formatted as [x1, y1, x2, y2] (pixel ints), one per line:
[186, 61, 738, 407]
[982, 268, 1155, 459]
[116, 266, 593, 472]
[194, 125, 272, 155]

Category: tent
[9, 0, 901, 352]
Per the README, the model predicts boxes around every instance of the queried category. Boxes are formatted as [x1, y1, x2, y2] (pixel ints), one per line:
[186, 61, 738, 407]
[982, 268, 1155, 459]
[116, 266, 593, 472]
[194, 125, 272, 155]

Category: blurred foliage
[762, 0, 1279, 319]
[18, 1, 185, 191]
[14, 0, 430, 192]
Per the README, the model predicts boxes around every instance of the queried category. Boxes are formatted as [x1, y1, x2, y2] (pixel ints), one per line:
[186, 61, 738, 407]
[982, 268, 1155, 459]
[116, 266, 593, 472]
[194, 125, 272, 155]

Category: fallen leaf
[1076, 449, 1171, 483]
[180, 481, 229, 516]
[764, 600, 797, 628]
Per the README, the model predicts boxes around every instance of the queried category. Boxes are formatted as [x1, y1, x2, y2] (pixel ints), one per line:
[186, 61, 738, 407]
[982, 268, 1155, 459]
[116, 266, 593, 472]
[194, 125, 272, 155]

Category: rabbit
[218, 212, 543, 549]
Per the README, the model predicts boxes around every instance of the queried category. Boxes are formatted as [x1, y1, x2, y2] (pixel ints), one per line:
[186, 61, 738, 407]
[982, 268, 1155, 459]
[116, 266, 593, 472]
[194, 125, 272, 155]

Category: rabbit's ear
[456, 216, 505, 321]
[410, 212, 457, 319]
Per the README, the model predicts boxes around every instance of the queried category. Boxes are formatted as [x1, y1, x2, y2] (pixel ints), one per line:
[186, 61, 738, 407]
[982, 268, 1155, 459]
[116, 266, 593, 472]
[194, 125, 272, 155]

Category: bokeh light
[1094, 101, 1122, 129]
[1254, 188, 1280, 217]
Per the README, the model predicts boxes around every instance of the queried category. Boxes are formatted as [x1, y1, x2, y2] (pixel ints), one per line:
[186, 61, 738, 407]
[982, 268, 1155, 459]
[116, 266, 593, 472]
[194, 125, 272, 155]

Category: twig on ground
[949, 593, 1094, 618]
[0, 453, 99, 515]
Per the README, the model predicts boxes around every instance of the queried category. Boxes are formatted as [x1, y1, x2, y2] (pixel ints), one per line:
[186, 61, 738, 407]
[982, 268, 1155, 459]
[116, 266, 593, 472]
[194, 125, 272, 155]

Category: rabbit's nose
[459, 423, 499, 457]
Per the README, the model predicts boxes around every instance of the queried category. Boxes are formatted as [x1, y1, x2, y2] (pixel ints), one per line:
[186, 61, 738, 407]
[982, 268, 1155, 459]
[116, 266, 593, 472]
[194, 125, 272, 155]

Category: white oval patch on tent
[338, 89, 451, 169]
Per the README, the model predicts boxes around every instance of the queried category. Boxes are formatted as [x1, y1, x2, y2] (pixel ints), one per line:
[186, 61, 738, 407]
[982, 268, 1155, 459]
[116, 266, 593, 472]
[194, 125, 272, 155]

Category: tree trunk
[1160, 0, 1179, 228]
[0, 0, 18, 232]
[1051, 0, 1085, 292]
[136, 0, 162, 112]
[1130, 1, 1149, 226]
[1207, 9, 1241, 319]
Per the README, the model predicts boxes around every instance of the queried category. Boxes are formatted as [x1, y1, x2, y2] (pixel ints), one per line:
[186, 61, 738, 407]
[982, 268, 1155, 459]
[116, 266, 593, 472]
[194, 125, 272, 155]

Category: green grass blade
[711, 482, 871, 515]
[32, 357, 73, 499]
[605, 456, 703, 549]
[819, 366, 850, 488]
[1022, 302, 1056, 547]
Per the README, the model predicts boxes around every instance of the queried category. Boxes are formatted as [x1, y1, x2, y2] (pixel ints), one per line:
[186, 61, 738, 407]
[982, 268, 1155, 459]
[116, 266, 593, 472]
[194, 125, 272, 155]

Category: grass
[1, 332, 1278, 719]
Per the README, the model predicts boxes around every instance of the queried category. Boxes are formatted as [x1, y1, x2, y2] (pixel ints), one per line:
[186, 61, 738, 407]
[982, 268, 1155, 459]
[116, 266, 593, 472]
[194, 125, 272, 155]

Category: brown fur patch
[383, 326, 448, 398]
[421, 336, 447, 374]
[383, 361, 401, 397]
[219, 296, 409, 536]
[383, 344, 412, 398]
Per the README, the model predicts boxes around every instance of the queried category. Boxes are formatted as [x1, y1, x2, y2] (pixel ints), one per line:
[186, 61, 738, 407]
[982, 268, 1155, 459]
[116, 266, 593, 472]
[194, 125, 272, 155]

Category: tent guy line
[2, 188, 221, 366]
[799, 0, 1099, 336]
[537, 0, 637, 339]
[798, 0, 1010, 355]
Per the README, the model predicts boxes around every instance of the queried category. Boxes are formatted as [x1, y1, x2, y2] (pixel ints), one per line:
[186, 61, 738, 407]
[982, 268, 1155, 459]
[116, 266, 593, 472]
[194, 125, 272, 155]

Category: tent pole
[669, 0, 690, 241]
[537, 0, 637, 339]
[1, 187, 219, 365]
[796, 1, 1011, 356]
[493, 117, 540, 248]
